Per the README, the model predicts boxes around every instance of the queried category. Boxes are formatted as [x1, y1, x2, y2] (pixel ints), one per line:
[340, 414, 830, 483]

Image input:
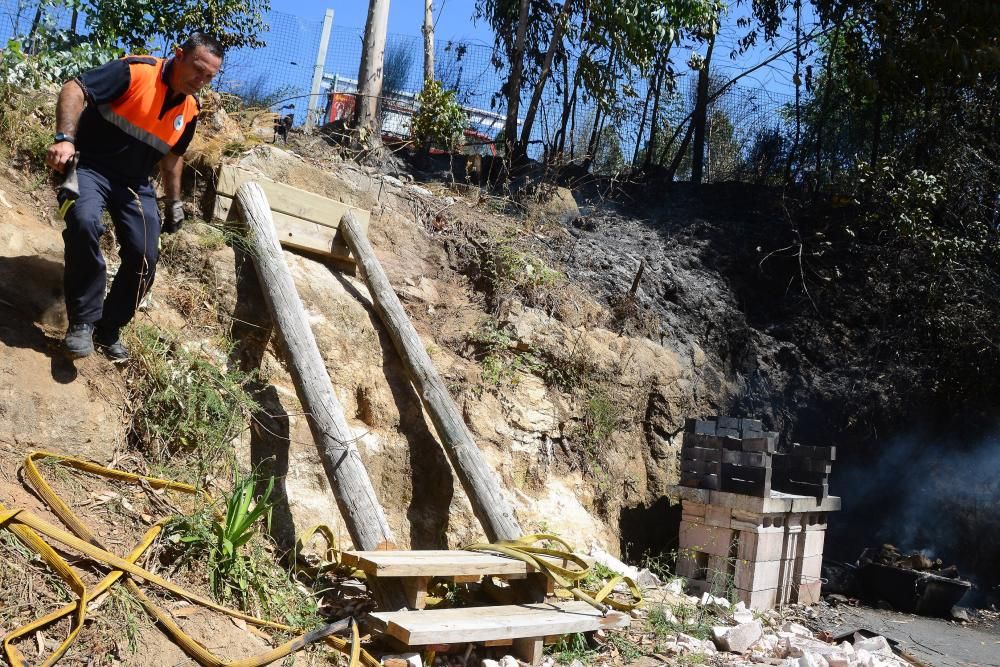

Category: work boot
[64, 322, 95, 359]
[94, 325, 129, 362]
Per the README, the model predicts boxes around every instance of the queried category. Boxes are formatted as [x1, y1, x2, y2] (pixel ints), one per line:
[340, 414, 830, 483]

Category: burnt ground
[811, 603, 1000, 667]
[510, 179, 1000, 604]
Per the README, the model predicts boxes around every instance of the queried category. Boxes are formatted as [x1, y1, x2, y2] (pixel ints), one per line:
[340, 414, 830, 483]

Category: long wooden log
[340, 211, 522, 542]
[235, 182, 400, 554]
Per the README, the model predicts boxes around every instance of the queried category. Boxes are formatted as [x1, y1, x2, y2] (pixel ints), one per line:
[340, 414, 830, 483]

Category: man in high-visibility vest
[45, 33, 224, 361]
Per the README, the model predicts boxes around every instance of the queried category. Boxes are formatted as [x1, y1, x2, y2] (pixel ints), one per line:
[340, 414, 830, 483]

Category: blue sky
[271, 0, 491, 46]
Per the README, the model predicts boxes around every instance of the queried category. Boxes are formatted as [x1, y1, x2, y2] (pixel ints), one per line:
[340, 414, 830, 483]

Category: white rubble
[711, 621, 763, 653]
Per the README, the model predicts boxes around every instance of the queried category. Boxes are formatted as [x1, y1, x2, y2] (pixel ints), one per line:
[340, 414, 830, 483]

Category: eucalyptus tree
[476, 0, 721, 169]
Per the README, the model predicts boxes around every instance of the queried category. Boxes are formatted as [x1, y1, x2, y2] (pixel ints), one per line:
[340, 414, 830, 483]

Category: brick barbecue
[673, 416, 841, 610]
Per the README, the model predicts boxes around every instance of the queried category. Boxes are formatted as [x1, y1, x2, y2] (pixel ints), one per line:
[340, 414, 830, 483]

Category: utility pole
[306, 9, 335, 131]
[422, 0, 434, 83]
[356, 0, 391, 138]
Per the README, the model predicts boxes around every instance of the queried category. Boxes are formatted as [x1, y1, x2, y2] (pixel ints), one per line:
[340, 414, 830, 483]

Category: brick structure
[674, 416, 841, 610]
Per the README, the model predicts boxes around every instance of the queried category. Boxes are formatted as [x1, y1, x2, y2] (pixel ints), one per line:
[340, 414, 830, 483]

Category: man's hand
[46, 141, 76, 173]
[162, 199, 185, 234]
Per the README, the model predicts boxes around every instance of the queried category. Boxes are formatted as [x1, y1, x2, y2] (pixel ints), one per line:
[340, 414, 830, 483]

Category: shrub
[411, 79, 466, 152]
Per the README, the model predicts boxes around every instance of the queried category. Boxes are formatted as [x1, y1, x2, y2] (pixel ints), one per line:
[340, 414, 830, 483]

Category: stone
[382, 654, 421, 667]
[700, 592, 732, 609]
[636, 568, 662, 589]
[499, 656, 519, 667]
[795, 653, 822, 667]
[951, 606, 971, 622]
[664, 578, 685, 595]
[712, 621, 764, 653]
[853, 635, 891, 655]
[481, 662, 501, 667]
[781, 622, 813, 638]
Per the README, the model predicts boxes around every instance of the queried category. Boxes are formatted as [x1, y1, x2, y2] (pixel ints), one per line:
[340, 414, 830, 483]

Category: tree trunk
[632, 67, 655, 167]
[691, 31, 716, 184]
[340, 212, 523, 543]
[504, 0, 531, 163]
[644, 48, 671, 170]
[27, 6, 42, 53]
[519, 1, 572, 150]
[356, 0, 391, 136]
[666, 120, 695, 181]
[422, 0, 434, 82]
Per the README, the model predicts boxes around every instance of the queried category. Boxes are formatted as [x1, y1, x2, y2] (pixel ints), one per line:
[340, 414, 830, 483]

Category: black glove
[162, 199, 185, 234]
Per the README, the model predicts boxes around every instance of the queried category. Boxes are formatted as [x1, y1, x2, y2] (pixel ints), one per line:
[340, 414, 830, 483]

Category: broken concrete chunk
[712, 620, 763, 653]
[498, 656, 519, 667]
[480, 661, 500, 667]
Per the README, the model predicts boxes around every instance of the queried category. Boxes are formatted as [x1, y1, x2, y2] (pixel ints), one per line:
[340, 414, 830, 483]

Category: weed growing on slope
[125, 324, 259, 485]
[548, 632, 598, 664]
[475, 235, 562, 315]
[162, 471, 321, 624]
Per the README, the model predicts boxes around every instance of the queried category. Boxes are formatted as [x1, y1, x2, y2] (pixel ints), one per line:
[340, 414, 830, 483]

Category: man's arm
[45, 81, 86, 172]
[160, 152, 183, 201]
[160, 152, 186, 233]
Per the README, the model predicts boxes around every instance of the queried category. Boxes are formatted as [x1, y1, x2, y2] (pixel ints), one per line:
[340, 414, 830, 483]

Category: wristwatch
[54, 132, 75, 144]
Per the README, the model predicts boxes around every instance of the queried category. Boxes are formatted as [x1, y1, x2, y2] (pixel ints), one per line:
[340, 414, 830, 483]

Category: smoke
[827, 426, 1000, 603]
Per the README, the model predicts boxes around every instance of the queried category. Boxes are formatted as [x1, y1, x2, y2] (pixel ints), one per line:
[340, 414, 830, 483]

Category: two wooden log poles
[234, 182, 522, 607]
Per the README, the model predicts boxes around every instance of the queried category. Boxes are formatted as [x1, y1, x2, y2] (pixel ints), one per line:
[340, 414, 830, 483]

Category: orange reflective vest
[97, 56, 199, 157]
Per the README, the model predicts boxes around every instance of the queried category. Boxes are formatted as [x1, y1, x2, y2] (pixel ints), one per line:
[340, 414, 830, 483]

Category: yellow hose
[0, 451, 379, 667]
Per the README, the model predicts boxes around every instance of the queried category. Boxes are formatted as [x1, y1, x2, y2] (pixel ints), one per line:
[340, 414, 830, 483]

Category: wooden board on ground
[369, 600, 630, 645]
[341, 550, 544, 577]
[213, 164, 370, 260]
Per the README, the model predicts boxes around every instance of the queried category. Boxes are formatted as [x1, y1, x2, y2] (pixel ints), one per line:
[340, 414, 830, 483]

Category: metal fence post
[306, 8, 335, 131]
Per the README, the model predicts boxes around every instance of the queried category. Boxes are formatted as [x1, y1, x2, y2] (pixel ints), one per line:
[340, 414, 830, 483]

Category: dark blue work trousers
[61, 166, 160, 331]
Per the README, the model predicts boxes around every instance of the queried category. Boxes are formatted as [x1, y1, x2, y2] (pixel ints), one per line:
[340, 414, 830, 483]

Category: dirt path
[814, 605, 1000, 667]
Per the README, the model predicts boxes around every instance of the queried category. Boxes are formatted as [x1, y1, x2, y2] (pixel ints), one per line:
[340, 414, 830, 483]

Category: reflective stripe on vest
[98, 56, 198, 156]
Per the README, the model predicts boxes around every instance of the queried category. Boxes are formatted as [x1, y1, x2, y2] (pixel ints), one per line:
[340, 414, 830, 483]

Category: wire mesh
[0, 0, 794, 183]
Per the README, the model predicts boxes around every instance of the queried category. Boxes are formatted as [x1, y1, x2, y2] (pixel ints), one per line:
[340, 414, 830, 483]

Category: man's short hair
[180, 32, 225, 59]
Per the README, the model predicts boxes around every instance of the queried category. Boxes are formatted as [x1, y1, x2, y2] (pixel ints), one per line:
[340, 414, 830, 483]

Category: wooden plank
[216, 194, 352, 259]
[773, 456, 832, 473]
[775, 479, 828, 498]
[722, 463, 772, 483]
[402, 576, 431, 610]
[217, 165, 371, 228]
[341, 550, 535, 577]
[680, 460, 721, 476]
[722, 477, 770, 497]
[342, 212, 523, 543]
[740, 436, 777, 453]
[681, 446, 721, 462]
[787, 444, 836, 461]
[513, 637, 544, 665]
[369, 601, 630, 645]
[721, 450, 771, 467]
[775, 469, 829, 485]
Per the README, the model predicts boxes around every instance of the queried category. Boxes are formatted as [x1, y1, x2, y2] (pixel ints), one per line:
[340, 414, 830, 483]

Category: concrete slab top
[670, 485, 841, 513]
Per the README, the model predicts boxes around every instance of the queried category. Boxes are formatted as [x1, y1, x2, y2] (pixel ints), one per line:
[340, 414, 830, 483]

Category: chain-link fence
[1, 0, 794, 183]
